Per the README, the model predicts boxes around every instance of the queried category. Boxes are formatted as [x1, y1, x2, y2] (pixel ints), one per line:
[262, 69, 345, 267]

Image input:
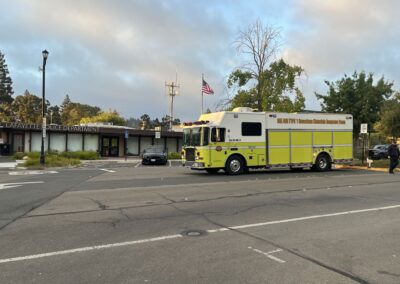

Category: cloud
[2, 0, 400, 118]
[283, 0, 400, 108]
[1, 0, 239, 120]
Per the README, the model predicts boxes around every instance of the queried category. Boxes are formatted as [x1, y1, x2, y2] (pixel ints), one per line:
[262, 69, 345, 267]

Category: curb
[335, 164, 395, 173]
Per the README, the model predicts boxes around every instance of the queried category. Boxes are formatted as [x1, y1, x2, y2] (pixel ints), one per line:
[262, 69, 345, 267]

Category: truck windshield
[183, 127, 209, 146]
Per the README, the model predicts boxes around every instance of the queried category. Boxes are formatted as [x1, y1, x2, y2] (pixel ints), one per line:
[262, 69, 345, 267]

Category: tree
[0, 103, 13, 122]
[232, 20, 281, 111]
[316, 71, 394, 136]
[0, 51, 14, 121]
[374, 93, 400, 139]
[60, 95, 101, 125]
[60, 94, 71, 113]
[229, 59, 306, 112]
[48, 105, 62, 125]
[126, 117, 141, 128]
[161, 115, 171, 130]
[153, 118, 160, 128]
[12, 90, 49, 123]
[80, 109, 126, 126]
[140, 114, 151, 129]
[0, 51, 13, 103]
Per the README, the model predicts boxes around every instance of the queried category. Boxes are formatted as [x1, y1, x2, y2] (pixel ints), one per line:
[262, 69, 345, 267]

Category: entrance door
[13, 133, 24, 152]
[101, 136, 119, 157]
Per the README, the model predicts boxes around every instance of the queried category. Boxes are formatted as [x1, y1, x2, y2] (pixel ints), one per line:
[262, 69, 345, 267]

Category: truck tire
[225, 155, 244, 175]
[313, 154, 331, 172]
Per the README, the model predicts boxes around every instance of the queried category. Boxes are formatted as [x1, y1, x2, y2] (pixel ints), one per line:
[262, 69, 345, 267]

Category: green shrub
[20, 150, 100, 168]
[13, 152, 26, 160]
[168, 152, 181, 159]
[22, 153, 81, 168]
[27, 152, 40, 159]
[60, 151, 100, 160]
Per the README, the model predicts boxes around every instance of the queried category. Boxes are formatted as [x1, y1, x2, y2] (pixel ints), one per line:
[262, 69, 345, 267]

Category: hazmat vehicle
[181, 107, 353, 174]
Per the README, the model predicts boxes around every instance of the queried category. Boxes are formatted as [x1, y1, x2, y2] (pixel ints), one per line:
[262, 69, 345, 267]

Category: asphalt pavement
[0, 164, 399, 283]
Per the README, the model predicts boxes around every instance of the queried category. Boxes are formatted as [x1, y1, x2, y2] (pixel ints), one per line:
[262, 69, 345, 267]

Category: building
[0, 122, 183, 157]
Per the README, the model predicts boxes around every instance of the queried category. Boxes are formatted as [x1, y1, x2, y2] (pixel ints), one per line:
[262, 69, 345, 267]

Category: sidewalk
[0, 156, 17, 168]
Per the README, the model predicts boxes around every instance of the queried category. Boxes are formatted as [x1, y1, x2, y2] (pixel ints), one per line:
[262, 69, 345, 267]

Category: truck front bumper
[183, 161, 206, 169]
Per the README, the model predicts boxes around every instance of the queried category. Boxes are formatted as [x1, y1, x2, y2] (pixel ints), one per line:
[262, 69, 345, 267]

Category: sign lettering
[1, 122, 99, 133]
[277, 118, 346, 125]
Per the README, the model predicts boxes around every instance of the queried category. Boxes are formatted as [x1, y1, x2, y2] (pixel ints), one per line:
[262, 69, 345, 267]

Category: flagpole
[201, 73, 204, 114]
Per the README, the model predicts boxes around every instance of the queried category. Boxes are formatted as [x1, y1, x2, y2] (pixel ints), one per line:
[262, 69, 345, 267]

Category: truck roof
[197, 109, 353, 130]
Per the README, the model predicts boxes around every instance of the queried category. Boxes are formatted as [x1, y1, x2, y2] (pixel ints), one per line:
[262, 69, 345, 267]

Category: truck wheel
[313, 154, 331, 172]
[225, 155, 244, 175]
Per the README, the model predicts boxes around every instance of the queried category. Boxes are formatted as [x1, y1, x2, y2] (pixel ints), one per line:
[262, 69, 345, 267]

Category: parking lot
[0, 165, 400, 283]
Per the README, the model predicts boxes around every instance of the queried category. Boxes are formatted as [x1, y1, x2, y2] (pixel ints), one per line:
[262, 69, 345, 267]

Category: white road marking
[100, 169, 116, 173]
[134, 162, 141, 168]
[9, 171, 58, 176]
[0, 181, 44, 191]
[248, 247, 285, 263]
[1, 203, 400, 264]
[207, 204, 400, 232]
[0, 234, 182, 264]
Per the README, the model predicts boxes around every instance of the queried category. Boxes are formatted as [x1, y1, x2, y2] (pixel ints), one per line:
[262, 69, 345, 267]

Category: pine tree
[0, 51, 13, 103]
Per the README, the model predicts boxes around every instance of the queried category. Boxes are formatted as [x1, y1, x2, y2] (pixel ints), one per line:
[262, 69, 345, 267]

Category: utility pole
[165, 75, 180, 131]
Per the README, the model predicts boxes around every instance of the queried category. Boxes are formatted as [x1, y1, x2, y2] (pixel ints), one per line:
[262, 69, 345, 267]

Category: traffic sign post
[360, 123, 368, 134]
[360, 124, 368, 165]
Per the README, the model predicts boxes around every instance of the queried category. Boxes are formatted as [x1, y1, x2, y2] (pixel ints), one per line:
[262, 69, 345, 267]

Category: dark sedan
[142, 146, 168, 165]
[368, 144, 389, 160]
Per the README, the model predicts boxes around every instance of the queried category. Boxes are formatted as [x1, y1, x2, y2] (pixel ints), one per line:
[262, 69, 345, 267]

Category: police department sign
[1, 122, 99, 133]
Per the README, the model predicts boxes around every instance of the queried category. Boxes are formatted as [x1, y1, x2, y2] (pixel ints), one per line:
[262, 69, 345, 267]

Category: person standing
[388, 139, 400, 174]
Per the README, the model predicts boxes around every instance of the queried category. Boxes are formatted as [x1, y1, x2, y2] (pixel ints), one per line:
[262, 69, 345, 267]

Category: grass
[59, 151, 100, 160]
[351, 158, 389, 168]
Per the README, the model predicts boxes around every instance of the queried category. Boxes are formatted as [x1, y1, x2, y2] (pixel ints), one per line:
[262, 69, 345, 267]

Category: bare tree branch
[233, 20, 282, 110]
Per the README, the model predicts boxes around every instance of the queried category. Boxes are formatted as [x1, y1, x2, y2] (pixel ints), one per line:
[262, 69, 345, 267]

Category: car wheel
[225, 155, 244, 175]
[379, 153, 386, 160]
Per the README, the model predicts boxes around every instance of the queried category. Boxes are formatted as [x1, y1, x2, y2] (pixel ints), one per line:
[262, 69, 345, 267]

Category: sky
[1, 0, 400, 122]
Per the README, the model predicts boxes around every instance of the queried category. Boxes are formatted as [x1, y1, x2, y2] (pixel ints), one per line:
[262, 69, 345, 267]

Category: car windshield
[144, 147, 164, 154]
[183, 127, 208, 146]
[373, 145, 387, 150]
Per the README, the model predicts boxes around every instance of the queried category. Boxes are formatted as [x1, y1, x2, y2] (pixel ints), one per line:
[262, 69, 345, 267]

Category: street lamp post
[40, 50, 49, 167]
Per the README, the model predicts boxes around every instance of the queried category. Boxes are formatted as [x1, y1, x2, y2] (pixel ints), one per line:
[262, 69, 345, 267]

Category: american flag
[202, 79, 214, 95]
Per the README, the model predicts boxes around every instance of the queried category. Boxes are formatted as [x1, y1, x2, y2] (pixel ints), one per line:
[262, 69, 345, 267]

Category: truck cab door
[209, 127, 226, 168]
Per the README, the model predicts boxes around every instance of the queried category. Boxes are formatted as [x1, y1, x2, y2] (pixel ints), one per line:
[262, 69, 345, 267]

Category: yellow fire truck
[182, 107, 353, 174]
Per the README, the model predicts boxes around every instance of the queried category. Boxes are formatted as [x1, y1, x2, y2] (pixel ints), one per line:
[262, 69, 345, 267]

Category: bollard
[366, 158, 373, 168]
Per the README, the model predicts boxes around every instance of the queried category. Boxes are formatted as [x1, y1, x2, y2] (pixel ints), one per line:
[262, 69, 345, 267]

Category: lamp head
[42, 50, 49, 60]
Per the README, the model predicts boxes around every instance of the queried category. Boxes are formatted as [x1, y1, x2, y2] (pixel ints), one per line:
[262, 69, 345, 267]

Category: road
[0, 164, 399, 283]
